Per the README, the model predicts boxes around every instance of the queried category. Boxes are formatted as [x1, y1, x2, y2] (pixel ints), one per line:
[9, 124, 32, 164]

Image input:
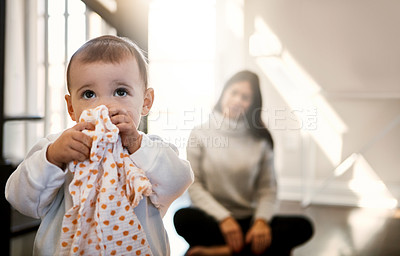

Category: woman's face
[220, 80, 253, 119]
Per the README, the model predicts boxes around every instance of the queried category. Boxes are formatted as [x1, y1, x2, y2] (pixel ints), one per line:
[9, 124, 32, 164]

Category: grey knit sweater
[187, 111, 277, 223]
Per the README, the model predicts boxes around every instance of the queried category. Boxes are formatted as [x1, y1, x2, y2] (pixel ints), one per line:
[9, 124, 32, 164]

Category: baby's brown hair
[66, 35, 148, 92]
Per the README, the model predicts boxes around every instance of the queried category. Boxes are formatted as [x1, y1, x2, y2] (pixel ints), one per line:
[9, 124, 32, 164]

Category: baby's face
[66, 56, 152, 128]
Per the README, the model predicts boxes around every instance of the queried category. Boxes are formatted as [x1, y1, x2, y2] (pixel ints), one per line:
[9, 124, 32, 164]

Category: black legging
[174, 208, 314, 256]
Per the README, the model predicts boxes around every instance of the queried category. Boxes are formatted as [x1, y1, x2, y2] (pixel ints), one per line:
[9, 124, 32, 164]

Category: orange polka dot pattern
[60, 105, 153, 256]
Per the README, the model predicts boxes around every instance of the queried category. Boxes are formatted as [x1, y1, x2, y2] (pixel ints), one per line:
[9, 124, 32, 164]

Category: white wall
[216, 0, 400, 208]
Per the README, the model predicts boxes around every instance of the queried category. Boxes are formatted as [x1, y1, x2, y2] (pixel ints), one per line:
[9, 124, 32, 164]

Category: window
[148, 0, 216, 159]
[4, 0, 115, 163]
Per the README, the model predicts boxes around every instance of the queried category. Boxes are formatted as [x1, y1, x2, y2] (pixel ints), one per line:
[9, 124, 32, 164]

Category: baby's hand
[47, 122, 95, 169]
[109, 108, 142, 154]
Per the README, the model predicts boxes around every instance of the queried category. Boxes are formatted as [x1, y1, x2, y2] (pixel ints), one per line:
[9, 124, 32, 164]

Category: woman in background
[174, 70, 313, 256]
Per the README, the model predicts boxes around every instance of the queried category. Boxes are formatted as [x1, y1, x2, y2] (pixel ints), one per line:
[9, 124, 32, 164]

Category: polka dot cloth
[60, 105, 153, 256]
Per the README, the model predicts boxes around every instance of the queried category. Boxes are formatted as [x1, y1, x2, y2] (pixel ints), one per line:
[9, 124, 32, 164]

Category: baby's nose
[104, 103, 119, 110]
[96, 99, 118, 110]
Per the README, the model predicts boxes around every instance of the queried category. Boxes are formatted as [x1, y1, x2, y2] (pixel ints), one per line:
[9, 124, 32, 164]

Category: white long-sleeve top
[6, 132, 193, 256]
[187, 112, 277, 223]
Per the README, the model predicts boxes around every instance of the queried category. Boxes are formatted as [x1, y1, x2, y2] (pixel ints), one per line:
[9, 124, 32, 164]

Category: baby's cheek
[130, 112, 142, 128]
[125, 101, 143, 128]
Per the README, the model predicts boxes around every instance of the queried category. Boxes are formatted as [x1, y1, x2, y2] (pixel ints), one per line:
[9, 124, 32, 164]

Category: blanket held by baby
[59, 105, 153, 256]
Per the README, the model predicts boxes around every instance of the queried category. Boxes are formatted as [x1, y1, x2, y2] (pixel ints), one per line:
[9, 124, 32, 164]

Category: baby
[6, 35, 193, 255]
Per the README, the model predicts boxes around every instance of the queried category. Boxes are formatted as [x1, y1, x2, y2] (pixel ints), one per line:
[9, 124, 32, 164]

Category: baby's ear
[141, 88, 154, 115]
[65, 94, 76, 121]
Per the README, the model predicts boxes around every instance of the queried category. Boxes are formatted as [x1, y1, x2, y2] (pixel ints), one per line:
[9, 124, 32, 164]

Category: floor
[163, 195, 400, 256]
[10, 197, 400, 256]
[274, 202, 400, 256]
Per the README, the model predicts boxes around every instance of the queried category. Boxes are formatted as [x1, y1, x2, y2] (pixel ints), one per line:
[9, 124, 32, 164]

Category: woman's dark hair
[214, 70, 274, 149]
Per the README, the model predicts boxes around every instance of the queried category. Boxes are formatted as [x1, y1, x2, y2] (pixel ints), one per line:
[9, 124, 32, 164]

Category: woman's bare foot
[186, 245, 231, 256]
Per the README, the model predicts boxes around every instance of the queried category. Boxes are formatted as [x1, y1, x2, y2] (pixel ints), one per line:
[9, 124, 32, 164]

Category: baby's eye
[82, 90, 95, 99]
[114, 88, 128, 97]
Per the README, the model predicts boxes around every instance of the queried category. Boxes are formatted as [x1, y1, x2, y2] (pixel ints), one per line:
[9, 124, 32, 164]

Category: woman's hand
[219, 216, 244, 253]
[245, 219, 272, 255]
[47, 122, 95, 169]
[109, 108, 142, 154]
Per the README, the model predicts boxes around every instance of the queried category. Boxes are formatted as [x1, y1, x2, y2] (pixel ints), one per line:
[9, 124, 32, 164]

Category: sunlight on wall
[251, 15, 398, 209]
[349, 156, 398, 209]
[249, 16, 282, 56]
[256, 56, 345, 165]
[225, 0, 244, 39]
[333, 153, 358, 177]
[251, 15, 347, 166]
[97, 0, 117, 12]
